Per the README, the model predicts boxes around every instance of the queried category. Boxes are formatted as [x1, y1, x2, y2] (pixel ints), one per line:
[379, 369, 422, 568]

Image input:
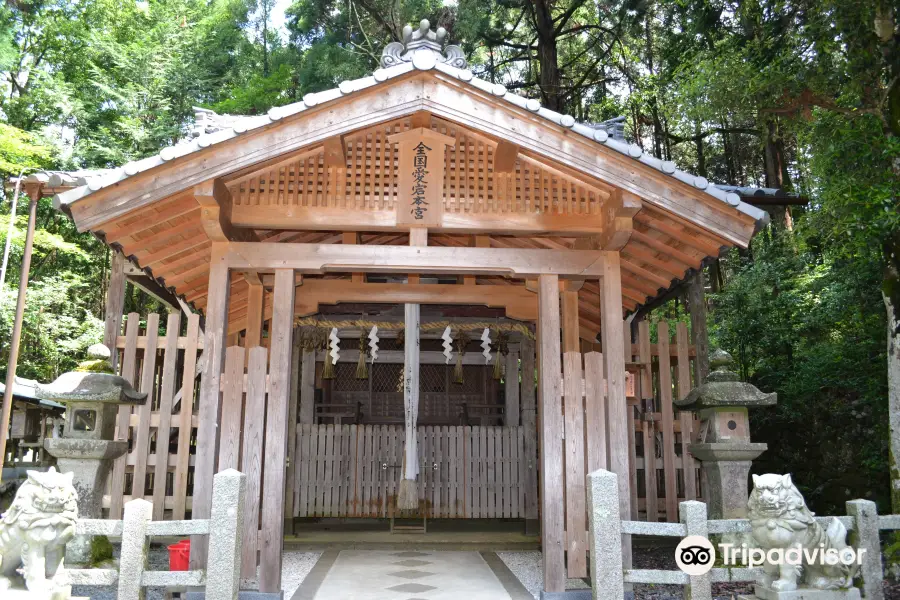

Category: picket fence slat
[105, 312, 203, 522]
[289, 424, 527, 519]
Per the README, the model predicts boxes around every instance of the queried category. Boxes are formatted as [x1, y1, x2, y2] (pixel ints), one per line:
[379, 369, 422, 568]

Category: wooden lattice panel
[226, 119, 605, 216]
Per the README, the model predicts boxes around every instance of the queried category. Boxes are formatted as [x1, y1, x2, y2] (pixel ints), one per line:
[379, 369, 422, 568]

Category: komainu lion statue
[749, 473, 855, 592]
[0, 468, 78, 598]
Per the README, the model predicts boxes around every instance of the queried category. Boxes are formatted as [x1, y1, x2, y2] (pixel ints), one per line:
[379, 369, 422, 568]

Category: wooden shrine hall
[20, 21, 768, 597]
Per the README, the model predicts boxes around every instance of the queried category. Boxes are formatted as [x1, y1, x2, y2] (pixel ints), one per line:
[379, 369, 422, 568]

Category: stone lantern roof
[674, 349, 777, 410]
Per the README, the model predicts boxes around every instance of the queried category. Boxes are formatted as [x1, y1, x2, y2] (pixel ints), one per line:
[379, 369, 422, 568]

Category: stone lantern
[674, 350, 776, 519]
[37, 344, 147, 564]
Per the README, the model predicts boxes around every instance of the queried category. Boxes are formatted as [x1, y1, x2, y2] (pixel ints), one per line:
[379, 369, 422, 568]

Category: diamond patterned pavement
[387, 569, 435, 580]
[386, 583, 438, 593]
[393, 559, 432, 567]
[308, 550, 517, 599]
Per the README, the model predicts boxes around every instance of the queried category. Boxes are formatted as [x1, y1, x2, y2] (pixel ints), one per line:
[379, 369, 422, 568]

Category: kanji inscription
[388, 126, 456, 227]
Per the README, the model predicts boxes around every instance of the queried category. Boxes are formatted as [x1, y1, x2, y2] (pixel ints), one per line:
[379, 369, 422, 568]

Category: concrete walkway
[291, 549, 533, 600]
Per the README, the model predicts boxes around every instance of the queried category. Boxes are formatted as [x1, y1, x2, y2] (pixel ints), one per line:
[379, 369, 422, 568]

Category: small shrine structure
[10, 21, 768, 596]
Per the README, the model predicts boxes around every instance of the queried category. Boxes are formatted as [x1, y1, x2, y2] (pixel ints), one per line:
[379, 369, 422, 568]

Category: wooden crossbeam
[219, 242, 606, 277]
[227, 278, 539, 336]
[229, 202, 606, 236]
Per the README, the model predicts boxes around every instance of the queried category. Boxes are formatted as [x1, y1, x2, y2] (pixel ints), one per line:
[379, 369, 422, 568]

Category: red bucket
[168, 539, 190, 571]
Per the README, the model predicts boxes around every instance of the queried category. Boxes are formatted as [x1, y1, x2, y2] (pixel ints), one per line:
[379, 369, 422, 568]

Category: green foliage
[89, 535, 114, 566]
[0, 124, 54, 177]
[711, 230, 889, 513]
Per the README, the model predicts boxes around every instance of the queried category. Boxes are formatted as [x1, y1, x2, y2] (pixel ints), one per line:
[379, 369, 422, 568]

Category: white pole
[0, 170, 24, 303]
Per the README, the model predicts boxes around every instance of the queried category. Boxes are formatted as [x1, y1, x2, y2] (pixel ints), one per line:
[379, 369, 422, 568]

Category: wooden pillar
[299, 347, 315, 424]
[191, 242, 230, 569]
[504, 350, 520, 426]
[0, 194, 37, 484]
[561, 289, 580, 353]
[537, 274, 564, 593]
[520, 335, 538, 529]
[688, 270, 710, 383]
[103, 250, 127, 371]
[284, 326, 301, 533]
[599, 252, 632, 568]
[260, 268, 296, 593]
[637, 320, 657, 522]
[245, 282, 264, 348]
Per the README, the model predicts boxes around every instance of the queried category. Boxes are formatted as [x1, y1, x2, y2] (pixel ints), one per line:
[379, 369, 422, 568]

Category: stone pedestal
[44, 438, 127, 564]
[689, 442, 767, 519]
[739, 584, 861, 600]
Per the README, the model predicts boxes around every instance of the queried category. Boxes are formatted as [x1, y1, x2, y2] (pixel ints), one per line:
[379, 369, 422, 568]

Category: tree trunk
[688, 270, 710, 385]
[694, 121, 707, 177]
[881, 0, 899, 512]
[532, 0, 562, 112]
[764, 117, 795, 229]
[886, 268, 900, 513]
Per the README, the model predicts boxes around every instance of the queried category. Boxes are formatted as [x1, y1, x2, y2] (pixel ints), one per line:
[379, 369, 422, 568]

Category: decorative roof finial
[381, 19, 467, 70]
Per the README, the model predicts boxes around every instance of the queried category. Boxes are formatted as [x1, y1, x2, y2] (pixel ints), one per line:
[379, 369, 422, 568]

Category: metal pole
[0, 194, 38, 482]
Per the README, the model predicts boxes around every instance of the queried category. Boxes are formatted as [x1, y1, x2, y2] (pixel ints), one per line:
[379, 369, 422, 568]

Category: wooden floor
[284, 520, 539, 551]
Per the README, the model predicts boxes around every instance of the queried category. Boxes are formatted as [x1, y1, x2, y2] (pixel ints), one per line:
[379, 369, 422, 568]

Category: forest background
[0, 0, 896, 516]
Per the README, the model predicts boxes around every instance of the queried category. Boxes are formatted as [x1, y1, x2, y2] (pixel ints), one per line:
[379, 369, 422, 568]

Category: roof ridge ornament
[381, 19, 467, 70]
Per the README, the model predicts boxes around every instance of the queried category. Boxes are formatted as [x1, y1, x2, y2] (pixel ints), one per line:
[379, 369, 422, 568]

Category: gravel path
[72, 546, 170, 600]
[498, 547, 754, 600]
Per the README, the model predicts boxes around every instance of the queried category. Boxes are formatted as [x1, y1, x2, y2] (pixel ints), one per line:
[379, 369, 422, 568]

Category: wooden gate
[292, 424, 528, 518]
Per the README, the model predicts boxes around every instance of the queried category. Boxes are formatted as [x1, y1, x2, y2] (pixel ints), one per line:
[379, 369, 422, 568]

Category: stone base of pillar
[540, 591, 634, 600]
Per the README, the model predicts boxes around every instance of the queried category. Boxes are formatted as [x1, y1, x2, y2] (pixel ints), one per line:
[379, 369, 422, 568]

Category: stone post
[206, 469, 246, 600]
[587, 469, 624, 600]
[846, 499, 884, 600]
[680, 501, 712, 600]
[675, 350, 775, 520]
[118, 498, 152, 600]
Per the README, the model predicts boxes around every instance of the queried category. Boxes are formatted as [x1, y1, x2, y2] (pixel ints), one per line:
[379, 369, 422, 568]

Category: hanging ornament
[356, 332, 368, 379]
[480, 328, 492, 364]
[329, 327, 341, 365]
[368, 326, 380, 363]
[441, 326, 453, 364]
[321, 328, 335, 380]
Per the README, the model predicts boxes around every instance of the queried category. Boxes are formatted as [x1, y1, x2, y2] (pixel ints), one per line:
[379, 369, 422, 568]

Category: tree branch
[666, 127, 760, 144]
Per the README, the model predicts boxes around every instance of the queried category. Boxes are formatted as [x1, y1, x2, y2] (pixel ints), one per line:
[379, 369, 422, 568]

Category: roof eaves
[52, 57, 768, 231]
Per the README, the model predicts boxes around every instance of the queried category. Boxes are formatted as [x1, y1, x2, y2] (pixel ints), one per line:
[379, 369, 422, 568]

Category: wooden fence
[103, 311, 702, 546]
[292, 424, 528, 519]
[107, 311, 203, 521]
[627, 320, 701, 522]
